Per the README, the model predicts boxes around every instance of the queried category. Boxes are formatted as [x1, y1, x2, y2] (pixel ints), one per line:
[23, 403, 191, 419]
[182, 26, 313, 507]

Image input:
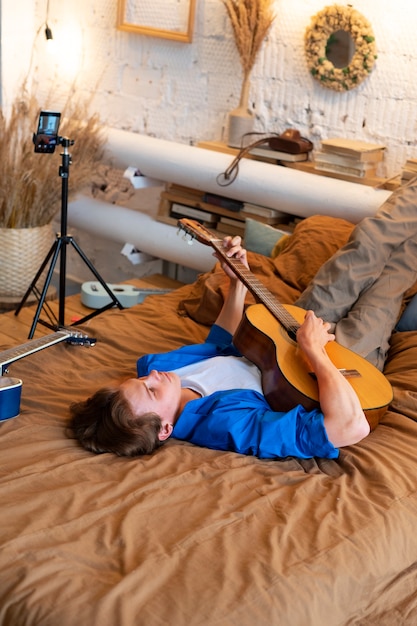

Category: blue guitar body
[0, 378, 22, 421]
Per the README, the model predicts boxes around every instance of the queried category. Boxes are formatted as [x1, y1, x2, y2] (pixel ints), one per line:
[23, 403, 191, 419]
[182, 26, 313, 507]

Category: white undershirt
[174, 355, 263, 398]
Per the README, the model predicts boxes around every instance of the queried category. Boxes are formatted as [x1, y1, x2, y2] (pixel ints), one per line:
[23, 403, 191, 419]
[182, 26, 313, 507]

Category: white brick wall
[3, 0, 417, 179]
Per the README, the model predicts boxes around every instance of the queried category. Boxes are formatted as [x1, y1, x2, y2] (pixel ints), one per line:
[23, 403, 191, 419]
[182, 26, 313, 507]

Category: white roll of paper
[104, 128, 392, 223]
[68, 197, 217, 272]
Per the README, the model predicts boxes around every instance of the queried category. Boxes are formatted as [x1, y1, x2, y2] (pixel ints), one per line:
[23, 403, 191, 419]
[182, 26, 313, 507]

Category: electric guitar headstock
[63, 331, 97, 347]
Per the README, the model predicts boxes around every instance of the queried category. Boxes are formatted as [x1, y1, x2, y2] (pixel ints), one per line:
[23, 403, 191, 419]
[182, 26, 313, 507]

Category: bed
[1, 214, 417, 625]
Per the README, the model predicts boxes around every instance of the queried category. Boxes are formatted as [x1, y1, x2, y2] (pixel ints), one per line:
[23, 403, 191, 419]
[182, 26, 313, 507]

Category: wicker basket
[0, 224, 55, 299]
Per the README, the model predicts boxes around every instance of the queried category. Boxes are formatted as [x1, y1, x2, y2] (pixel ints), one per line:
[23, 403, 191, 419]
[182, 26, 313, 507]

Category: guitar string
[181, 223, 300, 337]
[214, 244, 301, 337]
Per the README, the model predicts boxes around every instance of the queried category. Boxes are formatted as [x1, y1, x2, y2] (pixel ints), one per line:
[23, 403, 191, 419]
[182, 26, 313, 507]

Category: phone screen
[34, 111, 61, 153]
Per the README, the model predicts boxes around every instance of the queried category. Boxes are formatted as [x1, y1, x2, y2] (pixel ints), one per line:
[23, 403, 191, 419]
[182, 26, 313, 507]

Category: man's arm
[297, 310, 370, 448]
[213, 236, 248, 335]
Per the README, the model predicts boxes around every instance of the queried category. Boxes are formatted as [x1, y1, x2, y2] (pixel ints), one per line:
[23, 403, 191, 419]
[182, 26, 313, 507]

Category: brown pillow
[273, 215, 354, 293]
[178, 252, 280, 325]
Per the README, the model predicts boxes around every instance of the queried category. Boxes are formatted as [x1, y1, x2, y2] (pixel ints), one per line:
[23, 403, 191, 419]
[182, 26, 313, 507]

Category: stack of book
[249, 145, 309, 164]
[202, 192, 243, 212]
[240, 203, 291, 225]
[401, 158, 417, 184]
[216, 216, 246, 237]
[169, 202, 218, 226]
[314, 138, 386, 179]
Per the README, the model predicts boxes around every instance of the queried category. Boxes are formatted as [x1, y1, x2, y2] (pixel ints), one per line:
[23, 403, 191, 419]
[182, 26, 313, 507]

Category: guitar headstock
[177, 218, 220, 247]
[64, 332, 97, 347]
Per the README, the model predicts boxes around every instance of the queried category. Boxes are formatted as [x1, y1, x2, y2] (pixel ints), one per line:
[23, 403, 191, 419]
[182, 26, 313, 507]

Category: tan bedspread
[1, 216, 417, 626]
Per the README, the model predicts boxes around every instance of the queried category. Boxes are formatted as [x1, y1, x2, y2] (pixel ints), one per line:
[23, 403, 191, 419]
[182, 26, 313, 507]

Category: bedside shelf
[156, 183, 295, 238]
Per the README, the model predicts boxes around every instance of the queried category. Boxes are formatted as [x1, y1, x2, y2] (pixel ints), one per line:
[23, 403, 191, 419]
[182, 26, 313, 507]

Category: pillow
[178, 214, 355, 325]
[273, 215, 355, 293]
[244, 218, 289, 257]
[178, 250, 298, 326]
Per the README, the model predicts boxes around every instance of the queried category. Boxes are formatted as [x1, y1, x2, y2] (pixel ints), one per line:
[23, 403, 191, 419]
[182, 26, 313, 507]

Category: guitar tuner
[66, 335, 97, 347]
[180, 230, 194, 245]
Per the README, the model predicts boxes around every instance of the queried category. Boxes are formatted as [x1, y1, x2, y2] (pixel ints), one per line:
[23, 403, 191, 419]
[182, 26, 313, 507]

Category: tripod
[15, 137, 124, 339]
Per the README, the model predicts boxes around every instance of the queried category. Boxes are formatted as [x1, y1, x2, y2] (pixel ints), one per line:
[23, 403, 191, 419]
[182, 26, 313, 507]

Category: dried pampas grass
[0, 91, 105, 228]
[222, 0, 275, 79]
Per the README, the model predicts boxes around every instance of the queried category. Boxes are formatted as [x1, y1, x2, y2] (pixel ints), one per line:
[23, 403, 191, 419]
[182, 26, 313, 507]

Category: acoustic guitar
[81, 281, 173, 309]
[0, 330, 96, 422]
[179, 218, 393, 430]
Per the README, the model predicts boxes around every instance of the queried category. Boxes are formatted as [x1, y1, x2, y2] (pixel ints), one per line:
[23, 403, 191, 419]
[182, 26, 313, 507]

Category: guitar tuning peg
[181, 232, 193, 244]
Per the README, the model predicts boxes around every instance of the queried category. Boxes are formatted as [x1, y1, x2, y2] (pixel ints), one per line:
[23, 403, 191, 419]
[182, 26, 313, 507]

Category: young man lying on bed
[70, 236, 369, 461]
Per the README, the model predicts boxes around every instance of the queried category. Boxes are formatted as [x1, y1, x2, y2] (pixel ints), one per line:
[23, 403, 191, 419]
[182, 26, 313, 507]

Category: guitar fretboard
[0, 331, 69, 373]
[210, 237, 300, 338]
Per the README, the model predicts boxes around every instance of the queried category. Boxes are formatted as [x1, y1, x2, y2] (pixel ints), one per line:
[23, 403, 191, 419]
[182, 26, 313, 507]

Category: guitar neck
[0, 331, 70, 375]
[210, 237, 300, 337]
[178, 218, 300, 336]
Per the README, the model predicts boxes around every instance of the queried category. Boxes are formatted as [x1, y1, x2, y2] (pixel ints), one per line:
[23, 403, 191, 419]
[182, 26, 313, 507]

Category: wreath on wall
[304, 4, 377, 92]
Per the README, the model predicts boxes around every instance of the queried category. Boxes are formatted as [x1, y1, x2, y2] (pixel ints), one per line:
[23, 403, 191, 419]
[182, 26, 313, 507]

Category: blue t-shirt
[137, 325, 338, 460]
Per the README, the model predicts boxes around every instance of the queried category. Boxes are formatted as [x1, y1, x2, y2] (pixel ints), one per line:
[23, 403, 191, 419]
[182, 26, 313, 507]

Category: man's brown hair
[69, 387, 163, 456]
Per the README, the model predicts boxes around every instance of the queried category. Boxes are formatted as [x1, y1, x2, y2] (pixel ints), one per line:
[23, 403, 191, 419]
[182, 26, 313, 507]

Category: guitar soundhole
[280, 325, 297, 345]
[287, 328, 297, 342]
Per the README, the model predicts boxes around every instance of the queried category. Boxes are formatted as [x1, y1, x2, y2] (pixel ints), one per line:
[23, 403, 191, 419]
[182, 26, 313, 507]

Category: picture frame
[117, 0, 196, 43]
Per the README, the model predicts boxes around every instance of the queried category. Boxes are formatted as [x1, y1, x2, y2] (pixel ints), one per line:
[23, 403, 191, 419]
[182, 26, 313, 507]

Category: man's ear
[158, 422, 173, 442]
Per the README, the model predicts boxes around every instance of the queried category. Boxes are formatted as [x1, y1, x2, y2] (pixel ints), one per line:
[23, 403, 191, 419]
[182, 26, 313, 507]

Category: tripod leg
[27, 239, 63, 339]
[15, 239, 58, 316]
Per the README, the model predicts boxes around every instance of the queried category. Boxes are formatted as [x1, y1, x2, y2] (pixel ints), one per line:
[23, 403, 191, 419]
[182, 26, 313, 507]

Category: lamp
[45, 24, 53, 40]
[44, 0, 53, 40]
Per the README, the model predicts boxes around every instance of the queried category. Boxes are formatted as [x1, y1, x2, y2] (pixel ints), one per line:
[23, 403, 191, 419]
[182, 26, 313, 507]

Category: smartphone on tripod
[17, 108, 123, 337]
[33, 110, 61, 153]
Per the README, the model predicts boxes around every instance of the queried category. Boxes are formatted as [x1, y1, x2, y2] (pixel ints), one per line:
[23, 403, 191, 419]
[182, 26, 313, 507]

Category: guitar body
[0, 377, 22, 421]
[234, 304, 393, 430]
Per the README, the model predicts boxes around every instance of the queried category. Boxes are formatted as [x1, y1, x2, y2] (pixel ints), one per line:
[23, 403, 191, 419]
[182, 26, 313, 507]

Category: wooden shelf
[158, 187, 244, 225]
[197, 140, 258, 159]
[156, 183, 295, 237]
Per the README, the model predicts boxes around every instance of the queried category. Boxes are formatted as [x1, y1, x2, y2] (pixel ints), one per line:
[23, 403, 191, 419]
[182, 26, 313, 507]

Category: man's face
[120, 370, 182, 440]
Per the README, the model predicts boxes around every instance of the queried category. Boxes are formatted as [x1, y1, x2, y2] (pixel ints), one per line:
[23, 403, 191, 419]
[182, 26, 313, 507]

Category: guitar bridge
[339, 368, 361, 378]
[309, 368, 361, 380]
